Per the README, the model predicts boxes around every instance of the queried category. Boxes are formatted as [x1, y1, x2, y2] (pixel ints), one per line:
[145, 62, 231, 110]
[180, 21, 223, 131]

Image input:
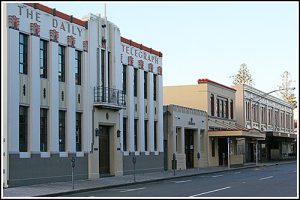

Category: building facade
[233, 84, 297, 161]
[163, 104, 208, 170]
[163, 79, 265, 167]
[3, 3, 163, 187]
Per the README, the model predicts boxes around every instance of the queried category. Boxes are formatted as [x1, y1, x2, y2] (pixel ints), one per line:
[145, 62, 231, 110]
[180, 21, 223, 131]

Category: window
[75, 50, 81, 85]
[19, 106, 28, 152]
[268, 108, 273, 125]
[210, 94, 214, 116]
[230, 100, 234, 119]
[153, 74, 157, 101]
[154, 121, 157, 151]
[134, 68, 138, 97]
[144, 120, 148, 151]
[123, 118, 127, 151]
[134, 119, 138, 151]
[40, 108, 48, 152]
[221, 100, 224, 118]
[246, 101, 250, 121]
[19, 33, 28, 74]
[281, 112, 285, 128]
[225, 100, 229, 118]
[76, 112, 82, 151]
[212, 139, 215, 157]
[122, 65, 126, 94]
[59, 110, 66, 152]
[144, 71, 148, 99]
[108, 51, 111, 87]
[58, 45, 65, 82]
[101, 49, 105, 87]
[40, 39, 47, 78]
[217, 99, 220, 117]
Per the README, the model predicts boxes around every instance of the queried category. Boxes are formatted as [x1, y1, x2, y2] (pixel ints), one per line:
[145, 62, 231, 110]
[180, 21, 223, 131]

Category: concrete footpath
[3, 160, 296, 197]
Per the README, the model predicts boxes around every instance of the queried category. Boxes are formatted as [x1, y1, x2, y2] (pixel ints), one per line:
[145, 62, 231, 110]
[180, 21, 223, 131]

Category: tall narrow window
[144, 120, 148, 151]
[134, 119, 138, 151]
[101, 49, 105, 87]
[210, 94, 214, 116]
[75, 50, 81, 85]
[122, 65, 126, 94]
[123, 118, 127, 151]
[19, 106, 28, 152]
[108, 51, 111, 88]
[154, 121, 157, 151]
[144, 71, 148, 99]
[40, 108, 48, 152]
[225, 100, 229, 118]
[19, 33, 28, 74]
[221, 100, 224, 118]
[230, 100, 234, 119]
[134, 68, 138, 97]
[153, 74, 157, 101]
[40, 39, 47, 78]
[59, 110, 66, 152]
[217, 99, 220, 117]
[76, 112, 82, 151]
[58, 45, 65, 82]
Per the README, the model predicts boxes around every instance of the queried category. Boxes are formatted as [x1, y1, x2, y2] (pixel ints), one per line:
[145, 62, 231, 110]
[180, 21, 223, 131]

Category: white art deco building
[2, 3, 163, 187]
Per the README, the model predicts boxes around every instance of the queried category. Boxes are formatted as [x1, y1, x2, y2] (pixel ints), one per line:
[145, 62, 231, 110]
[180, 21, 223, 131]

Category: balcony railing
[94, 86, 126, 110]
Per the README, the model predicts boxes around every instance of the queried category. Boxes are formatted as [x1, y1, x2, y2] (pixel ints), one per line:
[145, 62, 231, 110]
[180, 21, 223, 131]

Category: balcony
[94, 86, 126, 110]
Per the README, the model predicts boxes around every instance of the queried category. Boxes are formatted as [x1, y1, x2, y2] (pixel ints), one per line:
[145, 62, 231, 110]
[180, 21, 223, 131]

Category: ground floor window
[19, 106, 28, 152]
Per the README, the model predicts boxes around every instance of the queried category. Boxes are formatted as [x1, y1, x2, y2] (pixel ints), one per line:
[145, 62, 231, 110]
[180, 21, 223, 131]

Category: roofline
[24, 3, 87, 28]
[198, 78, 237, 92]
[121, 37, 162, 57]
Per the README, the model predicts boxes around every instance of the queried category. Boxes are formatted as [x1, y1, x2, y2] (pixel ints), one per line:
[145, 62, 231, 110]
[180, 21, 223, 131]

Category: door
[99, 125, 110, 176]
[185, 130, 194, 168]
[218, 138, 228, 166]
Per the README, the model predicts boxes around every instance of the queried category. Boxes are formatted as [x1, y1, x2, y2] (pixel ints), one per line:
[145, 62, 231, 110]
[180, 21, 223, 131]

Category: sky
[42, 1, 299, 102]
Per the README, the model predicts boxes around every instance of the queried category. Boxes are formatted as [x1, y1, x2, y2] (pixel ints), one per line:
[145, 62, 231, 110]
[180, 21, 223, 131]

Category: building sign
[15, 5, 84, 37]
[121, 43, 159, 65]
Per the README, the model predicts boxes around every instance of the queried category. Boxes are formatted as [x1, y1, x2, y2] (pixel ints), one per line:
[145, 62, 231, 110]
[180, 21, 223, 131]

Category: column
[194, 129, 201, 167]
[127, 65, 134, 152]
[157, 74, 164, 152]
[148, 72, 154, 152]
[82, 50, 90, 152]
[66, 47, 76, 153]
[179, 127, 185, 154]
[8, 29, 20, 153]
[137, 69, 145, 152]
[29, 35, 40, 153]
[49, 41, 59, 153]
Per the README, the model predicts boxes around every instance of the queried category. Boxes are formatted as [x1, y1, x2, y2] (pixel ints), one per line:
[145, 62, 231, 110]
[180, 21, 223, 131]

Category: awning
[208, 129, 265, 140]
[267, 132, 297, 139]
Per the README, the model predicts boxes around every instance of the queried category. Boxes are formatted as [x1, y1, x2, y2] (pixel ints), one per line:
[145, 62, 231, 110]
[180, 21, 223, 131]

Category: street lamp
[251, 87, 295, 109]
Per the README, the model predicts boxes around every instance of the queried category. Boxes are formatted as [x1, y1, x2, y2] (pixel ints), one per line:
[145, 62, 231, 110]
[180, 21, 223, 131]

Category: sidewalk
[3, 160, 296, 197]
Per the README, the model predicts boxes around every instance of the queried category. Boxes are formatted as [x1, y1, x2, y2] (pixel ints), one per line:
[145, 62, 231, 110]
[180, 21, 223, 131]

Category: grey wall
[8, 153, 88, 187]
[123, 152, 164, 175]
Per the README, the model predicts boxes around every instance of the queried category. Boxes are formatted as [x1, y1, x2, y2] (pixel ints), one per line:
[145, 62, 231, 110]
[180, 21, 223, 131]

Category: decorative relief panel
[67, 35, 76, 48]
[8, 15, 19, 30]
[49, 29, 59, 42]
[30, 22, 40, 37]
[83, 40, 88, 52]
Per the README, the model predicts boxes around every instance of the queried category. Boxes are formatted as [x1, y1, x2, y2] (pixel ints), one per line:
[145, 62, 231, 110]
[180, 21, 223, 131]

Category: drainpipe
[91, 106, 95, 153]
[227, 137, 230, 169]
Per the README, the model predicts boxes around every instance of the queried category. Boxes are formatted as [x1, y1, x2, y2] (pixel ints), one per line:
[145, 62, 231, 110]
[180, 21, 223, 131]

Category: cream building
[3, 2, 163, 187]
[164, 79, 265, 167]
[163, 104, 208, 170]
[233, 84, 297, 161]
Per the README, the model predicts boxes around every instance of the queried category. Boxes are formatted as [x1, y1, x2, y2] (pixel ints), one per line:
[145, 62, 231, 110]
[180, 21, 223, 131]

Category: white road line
[174, 180, 192, 184]
[120, 187, 146, 193]
[212, 174, 223, 178]
[259, 176, 273, 180]
[234, 172, 241, 174]
[189, 186, 231, 197]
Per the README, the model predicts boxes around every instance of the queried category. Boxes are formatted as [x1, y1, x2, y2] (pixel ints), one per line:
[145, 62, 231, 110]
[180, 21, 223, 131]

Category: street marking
[120, 187, 146, 193]
[174, 180, 192, 184]
[212, 174, 223, 178]
[234, 172, 241, 174]
[293, 171, 297, 173]
[242, 182, 246, 184]
[189, 186, 231, 197]
[259, 176, 273, 180]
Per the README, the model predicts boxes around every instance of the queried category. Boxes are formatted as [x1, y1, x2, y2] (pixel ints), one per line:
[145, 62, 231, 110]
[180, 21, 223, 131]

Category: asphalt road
[62, 163, 297, 197]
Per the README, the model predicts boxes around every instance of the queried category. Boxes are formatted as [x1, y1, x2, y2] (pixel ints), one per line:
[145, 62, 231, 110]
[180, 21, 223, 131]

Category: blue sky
[43, 1, 298, 100]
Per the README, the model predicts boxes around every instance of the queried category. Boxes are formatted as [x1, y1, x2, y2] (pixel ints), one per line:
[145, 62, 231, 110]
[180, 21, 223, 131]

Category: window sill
[59, 152, 68, 157]
[41, 152, 50, 158]
[19, 152, 31, 158]
[76, 152, 84, 157]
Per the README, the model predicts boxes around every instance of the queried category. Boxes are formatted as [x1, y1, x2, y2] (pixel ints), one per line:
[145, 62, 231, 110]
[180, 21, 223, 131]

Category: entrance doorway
[248, 143, 254, 162]
[99, 125, 110, 177]
[218, 138, 228, 166]
[185, 130, 194, 168]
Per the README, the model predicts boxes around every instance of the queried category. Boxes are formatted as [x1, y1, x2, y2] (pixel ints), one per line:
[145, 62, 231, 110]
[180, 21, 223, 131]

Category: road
[62, 163, 297, 197]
